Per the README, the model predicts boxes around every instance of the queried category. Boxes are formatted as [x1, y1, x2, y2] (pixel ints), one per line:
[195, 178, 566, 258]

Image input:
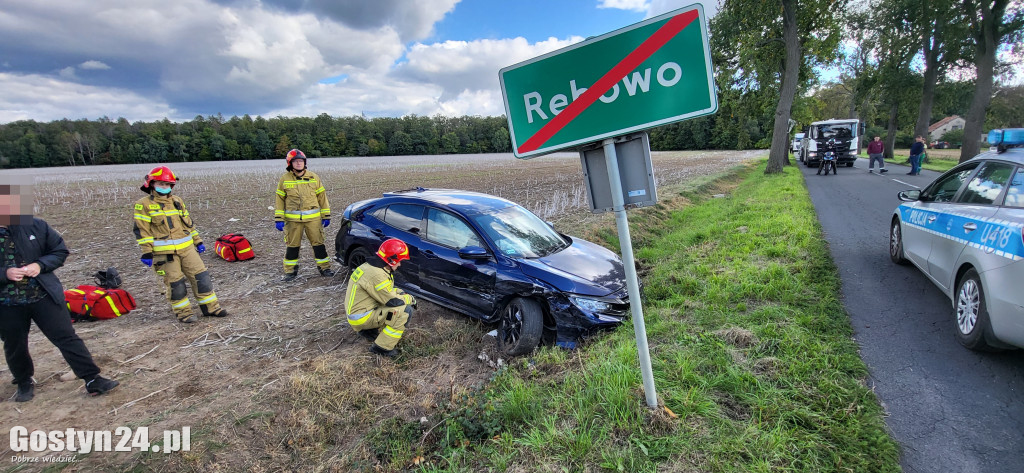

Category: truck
[799, 118, 863, 168]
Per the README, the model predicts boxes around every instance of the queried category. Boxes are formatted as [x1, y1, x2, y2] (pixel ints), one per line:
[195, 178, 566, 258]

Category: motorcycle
[817, 138, 838, 176]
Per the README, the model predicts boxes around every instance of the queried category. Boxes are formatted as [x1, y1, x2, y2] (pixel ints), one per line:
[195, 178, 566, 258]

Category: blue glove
[275, 221, 285, 231]
[140, 253, 153, 267]
[322, 219, 330, 228]
[196, 243, 206, 254]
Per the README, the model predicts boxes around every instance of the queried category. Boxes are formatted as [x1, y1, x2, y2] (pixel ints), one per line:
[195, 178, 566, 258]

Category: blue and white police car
[889, 128, 1024, 351]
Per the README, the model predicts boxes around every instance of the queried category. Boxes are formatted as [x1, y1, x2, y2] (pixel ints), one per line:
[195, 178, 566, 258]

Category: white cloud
[598, 0, 649, 12]
[79, 60, 111, 70]
[58, 67, 76, 79]
[0, 72, 177, 123]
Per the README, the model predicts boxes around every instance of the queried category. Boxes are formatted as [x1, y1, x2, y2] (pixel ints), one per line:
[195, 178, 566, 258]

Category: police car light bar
[988, 128, 1024, 150]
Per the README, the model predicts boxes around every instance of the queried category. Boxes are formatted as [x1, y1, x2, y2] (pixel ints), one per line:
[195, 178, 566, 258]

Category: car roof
[380, 188, 518, 216]
[968, 147, 1024, 165]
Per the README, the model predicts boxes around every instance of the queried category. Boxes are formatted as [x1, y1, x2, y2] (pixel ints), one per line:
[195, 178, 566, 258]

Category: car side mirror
[546, 221, 555, 228]
[898, 190, 921, 202]
[458, 246, 491, 260]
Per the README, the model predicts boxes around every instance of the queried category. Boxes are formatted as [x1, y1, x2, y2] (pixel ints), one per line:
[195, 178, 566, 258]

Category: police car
[889, 128, 1024, 351]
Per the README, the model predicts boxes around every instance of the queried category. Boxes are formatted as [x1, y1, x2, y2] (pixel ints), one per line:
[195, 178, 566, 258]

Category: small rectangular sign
[500, 3, 717, 159]
[579, 133, 657, 213]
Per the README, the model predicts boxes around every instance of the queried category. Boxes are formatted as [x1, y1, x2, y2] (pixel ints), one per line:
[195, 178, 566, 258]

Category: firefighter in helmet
[344, 238, 416, 357]
[274, 149, 333, 281]
[132, 166, 228, 323]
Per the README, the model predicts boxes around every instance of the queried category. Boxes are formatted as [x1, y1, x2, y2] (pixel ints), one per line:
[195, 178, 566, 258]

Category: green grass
[412, 160, 901, 472]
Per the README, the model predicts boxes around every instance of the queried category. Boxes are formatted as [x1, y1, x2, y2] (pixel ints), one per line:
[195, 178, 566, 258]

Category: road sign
[499, 3, 717, 159]
[580, 133, 657, 213]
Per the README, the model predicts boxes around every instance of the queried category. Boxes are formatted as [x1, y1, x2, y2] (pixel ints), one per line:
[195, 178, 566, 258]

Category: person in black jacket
[0, 184, 118, 402]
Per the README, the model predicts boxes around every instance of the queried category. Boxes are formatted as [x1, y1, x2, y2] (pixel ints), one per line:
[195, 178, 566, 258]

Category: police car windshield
[472, 205, 567, 258]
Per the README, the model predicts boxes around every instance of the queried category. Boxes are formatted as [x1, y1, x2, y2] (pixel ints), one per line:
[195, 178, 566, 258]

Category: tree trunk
[885, 102, 899, 161]
[960, 1, 1001, 161]
[766, 0, 800, 174]
[914, 22, 943, 141]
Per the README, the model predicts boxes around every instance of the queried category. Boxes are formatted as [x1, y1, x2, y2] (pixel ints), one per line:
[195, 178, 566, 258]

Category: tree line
[1, 0, 1022, 169]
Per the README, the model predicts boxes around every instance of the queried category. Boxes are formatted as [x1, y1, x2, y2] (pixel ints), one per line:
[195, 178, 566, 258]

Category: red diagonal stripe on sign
[518, 9, 699, 154]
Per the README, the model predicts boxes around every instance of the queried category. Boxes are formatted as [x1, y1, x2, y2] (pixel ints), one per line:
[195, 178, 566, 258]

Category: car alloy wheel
[956, 277, 980, 336]
[347, 246, 371, 270]
[889, 219, 907, 265]
[498, 297, 543, 357]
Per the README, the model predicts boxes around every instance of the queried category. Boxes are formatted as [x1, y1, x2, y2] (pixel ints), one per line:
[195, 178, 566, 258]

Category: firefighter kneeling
[345, 239, 415, 357]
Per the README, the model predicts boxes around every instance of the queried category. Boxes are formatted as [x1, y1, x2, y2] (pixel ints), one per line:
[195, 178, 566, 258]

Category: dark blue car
[334, 188, 630, 355]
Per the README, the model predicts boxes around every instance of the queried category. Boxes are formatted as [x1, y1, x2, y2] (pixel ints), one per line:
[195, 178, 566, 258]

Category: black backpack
[93, 267, 123, 289]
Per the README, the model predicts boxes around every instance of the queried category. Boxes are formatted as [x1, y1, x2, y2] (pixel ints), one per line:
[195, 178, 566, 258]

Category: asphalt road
[799, 156, 1024, 473]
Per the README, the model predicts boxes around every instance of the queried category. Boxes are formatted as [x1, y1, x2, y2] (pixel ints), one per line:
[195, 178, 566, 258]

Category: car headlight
[569, 296, 612, 313]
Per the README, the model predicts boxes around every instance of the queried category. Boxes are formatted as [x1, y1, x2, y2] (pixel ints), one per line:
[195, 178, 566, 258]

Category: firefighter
[132, 166, 228, 323]
[274, 149, 333, 281]
[344, 239, 416, 357]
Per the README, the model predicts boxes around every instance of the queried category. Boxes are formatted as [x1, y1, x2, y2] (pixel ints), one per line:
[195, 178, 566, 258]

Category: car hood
[516, 237, 625, 297]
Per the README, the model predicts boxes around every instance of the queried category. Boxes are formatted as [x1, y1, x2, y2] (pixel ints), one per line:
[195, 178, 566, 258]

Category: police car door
[903, 164, 978, 268]
[927, 162, 1008, 291]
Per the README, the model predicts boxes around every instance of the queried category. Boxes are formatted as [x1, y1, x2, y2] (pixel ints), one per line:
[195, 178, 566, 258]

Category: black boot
[319, 267, 336, 277]
[282, 270, 298, 282]
[14, 379, 35, 402]
[369, 344, 397, 358]
[85, 376, 119, 396]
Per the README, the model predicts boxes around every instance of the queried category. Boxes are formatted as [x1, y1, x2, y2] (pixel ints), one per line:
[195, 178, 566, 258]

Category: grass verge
[410, 160, 901, 472]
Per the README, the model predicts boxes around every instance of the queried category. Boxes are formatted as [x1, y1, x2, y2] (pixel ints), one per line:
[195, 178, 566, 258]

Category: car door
[418, 207, 497, 317]
[927, 162, 1008, 291]
[379, 203, 426, 290]
[903, 163, 980, 269]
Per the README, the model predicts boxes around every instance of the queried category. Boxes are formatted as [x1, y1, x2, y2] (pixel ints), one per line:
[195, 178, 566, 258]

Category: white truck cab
[800, 119, 863, 168]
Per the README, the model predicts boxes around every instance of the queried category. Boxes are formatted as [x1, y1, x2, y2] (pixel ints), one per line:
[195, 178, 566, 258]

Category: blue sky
[0, 0, 715, 123]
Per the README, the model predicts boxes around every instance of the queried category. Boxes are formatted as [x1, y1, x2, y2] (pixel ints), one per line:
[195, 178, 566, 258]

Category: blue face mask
[154, 186, 172, 195]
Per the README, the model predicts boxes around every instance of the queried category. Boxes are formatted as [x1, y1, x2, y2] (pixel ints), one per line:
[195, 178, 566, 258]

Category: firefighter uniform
[345, 261, 415, 351]
[274, 169, 331, 275]
[132, 193, 223, 322]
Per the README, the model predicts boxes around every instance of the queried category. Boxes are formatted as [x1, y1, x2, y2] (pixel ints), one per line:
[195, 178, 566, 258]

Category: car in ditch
[889, 128, 1024, 351]
[334, 188, 630, 356]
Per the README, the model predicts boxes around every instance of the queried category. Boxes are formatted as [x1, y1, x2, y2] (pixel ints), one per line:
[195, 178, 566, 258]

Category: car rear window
[959, 162, 1015, 205]
[1004, 167, 1024, 208]
[383, 204, 424, 232]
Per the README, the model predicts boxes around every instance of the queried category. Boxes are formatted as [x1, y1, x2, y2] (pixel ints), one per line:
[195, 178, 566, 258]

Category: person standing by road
[1, 182, 118, 402]
[274, 149, 334, 281]
[908, 135, 926, 175]
[867, 136, 888, 173]
[133, 166, 228, 323]
[344, 239, 416, 357]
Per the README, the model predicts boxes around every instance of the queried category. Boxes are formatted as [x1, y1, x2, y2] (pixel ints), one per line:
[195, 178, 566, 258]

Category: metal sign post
[601, 138, 658, 408]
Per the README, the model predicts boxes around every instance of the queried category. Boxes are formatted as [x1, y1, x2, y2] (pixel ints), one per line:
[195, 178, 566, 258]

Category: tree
[960, 0, 1024, 161]
[713, 0, 848, 174]
[909, 0, 970, 141]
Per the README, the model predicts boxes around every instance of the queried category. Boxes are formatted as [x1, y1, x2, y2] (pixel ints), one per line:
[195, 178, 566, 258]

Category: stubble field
[2, 150, 760, 471]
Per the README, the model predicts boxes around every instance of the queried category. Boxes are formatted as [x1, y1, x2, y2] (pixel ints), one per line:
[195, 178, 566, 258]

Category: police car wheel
[498, 297, 543, 357]
[954, 269, 999, 351]
[889, 219, 908, 265]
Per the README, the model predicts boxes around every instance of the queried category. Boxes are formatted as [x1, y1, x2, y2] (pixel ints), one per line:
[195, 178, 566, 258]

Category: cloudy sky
[0, 0, 717, 124]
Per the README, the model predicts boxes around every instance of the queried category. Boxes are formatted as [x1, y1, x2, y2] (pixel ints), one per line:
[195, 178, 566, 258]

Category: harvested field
[1, 150, 761, 471]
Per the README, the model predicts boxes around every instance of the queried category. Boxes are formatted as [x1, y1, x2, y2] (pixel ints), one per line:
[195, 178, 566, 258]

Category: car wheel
[889, 219, 909, 265]
[847, 162, 854, 167]
[346, 246, 371, 270]
[498, 297, 543, 356]
[954, 269, 1000, 351]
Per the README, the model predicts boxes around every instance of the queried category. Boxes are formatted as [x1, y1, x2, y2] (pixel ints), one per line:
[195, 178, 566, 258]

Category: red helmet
[140, 166, 177, 193]
[377, 238, 410, 268]
[286, 149, 306, 170]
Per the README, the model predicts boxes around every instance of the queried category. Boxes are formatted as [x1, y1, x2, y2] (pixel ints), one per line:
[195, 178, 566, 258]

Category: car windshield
[471, 205, 568, 258]
[815, 124, 853, 140]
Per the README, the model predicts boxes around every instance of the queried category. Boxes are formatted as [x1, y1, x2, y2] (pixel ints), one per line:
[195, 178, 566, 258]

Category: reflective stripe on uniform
[152, 236, 195, 252]
[283, 259, 298, 266]
[347, 268, 364, 312]
[171, 299, 190, 309]
[197, 294, 218, 305]
[134, 213, 152, 222]
[284, 209, 322, 220]
[136, 237, 154, 245]
[189, 230, 199, 238]
[276, 189, 286, 197]
[382, 326, 404, 339]
[315, 256, 331, 264]
[315, 186, 326, 194]
[374, 279, 392, 292]
[347, 310, 372, 325]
